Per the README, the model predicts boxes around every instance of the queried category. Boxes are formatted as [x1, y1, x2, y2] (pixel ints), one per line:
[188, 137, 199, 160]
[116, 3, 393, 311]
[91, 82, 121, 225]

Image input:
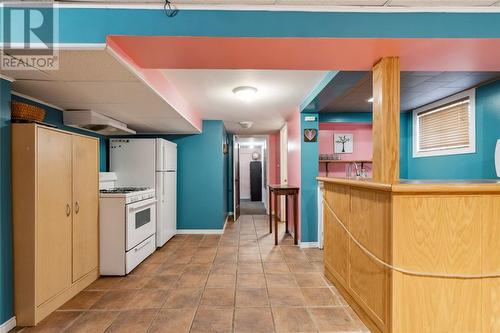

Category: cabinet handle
[75, 201, 80, 214]
[66, 204, 71, 217]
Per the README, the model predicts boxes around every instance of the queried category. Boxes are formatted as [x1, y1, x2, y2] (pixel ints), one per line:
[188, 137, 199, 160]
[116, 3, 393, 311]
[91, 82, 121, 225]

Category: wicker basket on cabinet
[11, 101, 46, 122]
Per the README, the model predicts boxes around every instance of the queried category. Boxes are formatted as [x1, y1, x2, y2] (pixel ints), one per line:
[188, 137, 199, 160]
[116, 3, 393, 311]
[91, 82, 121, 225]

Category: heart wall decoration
[304, 128, 318, 142]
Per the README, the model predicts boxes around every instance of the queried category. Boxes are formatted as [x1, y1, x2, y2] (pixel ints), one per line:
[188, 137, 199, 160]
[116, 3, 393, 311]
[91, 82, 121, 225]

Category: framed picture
[304, 128, 317, 142]
[334, 133, 353, 153]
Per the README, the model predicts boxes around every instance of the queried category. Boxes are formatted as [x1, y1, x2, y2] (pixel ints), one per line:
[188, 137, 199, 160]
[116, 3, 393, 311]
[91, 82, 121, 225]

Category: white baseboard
[299, 242, 319, 249]
[177, 229, 224, 235]
[0, 317, 16, 333]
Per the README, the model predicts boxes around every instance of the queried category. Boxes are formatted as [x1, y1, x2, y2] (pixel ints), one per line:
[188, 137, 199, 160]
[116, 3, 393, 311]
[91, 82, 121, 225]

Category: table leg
[293, 193, 298, 245]
[268, 187, 272, 234]
[285, 194, 289, 234]
[274, 192, 278, 245]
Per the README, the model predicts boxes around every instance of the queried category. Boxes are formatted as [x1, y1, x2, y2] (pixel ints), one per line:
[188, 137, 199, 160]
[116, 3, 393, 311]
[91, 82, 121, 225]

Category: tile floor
[14, 215, 369, 333]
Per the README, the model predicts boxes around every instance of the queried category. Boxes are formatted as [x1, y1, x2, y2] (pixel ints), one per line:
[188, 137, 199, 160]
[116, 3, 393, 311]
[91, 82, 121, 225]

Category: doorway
[279, 124, 288, 219]
[234, 136, 268, 216]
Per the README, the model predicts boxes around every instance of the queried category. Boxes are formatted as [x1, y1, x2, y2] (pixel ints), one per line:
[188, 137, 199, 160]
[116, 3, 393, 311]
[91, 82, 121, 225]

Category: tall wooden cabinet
[12, 124, 99, 326]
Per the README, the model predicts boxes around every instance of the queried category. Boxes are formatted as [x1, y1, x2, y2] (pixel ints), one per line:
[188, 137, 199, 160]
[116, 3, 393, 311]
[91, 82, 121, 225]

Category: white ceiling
[58, 0, 500, 7]
[2, 49, 200, 134]
[162, 69, 327, 134]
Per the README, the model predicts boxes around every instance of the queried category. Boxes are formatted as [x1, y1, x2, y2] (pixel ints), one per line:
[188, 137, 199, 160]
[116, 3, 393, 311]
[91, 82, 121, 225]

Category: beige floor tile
[184, 263, 212, 274]
[236, 288, 269, 307]
[268, 288, 305, 307]
[148, 308, 196, 333]
[237, 273, 266, 289]
[201, 287, 235, 306]
[91, 290, 137, 310]
[163, 288, 203, 309]
[344, 307, 370, 332]
[301, 288, 340, 306]
[129, 289, 169, 308]
[263, 262, 290, 274]
[272, 307, 317, 332]
[233, 307, 275, 333]
[287, 263, 316, 274]
[156, 263, 187, 275]
[175, 273, 208, 288]
[293, 273, 328, 288]
[143, 274, 179, 290]
[238, 262, 263, 274]
[106, 309, 158, 333]
[115, 275, 151, 290]
[65, 311, 118, 333]
[85, 277, 123, 291]
[59, 290, 105, 310]
[21, 311, 82, 332]
[308, 307, 359, 332]
[211, 263, 238, 275]
[190, 307, 234, 333]
[265, 274, 299, 289]
[206, 274, 236, 288]
[238, 254, 262, 263]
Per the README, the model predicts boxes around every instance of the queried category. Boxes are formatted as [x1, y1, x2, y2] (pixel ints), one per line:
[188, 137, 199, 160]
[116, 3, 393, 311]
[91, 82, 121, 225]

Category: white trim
[177, 229, 224, 235]
[299, 242, 319, 249]
[0, 74, 15, 82]
[0, 317, 16, 333]
[2, 43, 106, 50]
[51, 2, 500, 13]
[11, 91, 65, 111]
[412, 88, 476, 158]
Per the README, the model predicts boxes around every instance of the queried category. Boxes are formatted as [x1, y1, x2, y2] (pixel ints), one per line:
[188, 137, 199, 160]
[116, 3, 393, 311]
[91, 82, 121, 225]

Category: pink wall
[286, 110, 301, 238]
[318, 123, 373, 178]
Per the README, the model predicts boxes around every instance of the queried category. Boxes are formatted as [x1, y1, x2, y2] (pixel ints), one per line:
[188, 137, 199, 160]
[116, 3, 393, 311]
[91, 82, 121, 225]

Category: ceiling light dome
[239, 121, 253, 129]
[233, 86, 258, 102]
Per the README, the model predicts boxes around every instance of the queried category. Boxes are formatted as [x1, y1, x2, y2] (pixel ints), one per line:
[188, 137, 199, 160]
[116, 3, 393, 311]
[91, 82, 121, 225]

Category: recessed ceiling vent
[63, 110, 136, 136]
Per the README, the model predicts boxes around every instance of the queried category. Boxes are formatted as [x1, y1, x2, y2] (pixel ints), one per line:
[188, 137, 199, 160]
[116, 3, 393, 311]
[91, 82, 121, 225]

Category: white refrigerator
[109, 138, 177, 247]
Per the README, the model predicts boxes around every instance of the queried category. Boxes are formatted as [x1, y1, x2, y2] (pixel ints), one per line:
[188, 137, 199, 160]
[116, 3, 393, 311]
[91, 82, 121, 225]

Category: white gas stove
[99, 172, 157, 275]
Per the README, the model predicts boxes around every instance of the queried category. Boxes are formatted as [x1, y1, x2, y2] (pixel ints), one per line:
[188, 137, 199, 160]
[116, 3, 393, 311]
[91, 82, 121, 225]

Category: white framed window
[413, 89, 476, 158]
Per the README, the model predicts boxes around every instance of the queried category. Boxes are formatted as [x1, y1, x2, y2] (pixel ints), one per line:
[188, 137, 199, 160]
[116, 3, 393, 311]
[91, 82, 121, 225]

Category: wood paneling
[324, 183, 349, 286]
[72, 135, 99, 282]
[36, 127, 73, 306]
[349, 189, 391, 325]
[321, 176, 500, 333]
[481, 196, 500, 331]
[372, 57, 400, 184]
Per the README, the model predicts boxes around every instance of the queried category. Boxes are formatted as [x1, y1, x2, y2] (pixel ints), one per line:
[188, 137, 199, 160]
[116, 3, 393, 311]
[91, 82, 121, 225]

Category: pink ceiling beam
[107, 36, 500, 71]
[107, 37, 203, 132]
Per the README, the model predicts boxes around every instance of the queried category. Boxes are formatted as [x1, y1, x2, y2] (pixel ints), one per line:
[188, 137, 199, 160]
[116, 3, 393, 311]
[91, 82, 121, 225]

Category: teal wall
[300, 113, 320, 243]
[0, 79, 13, 325]
[11, 95, 109, 172]
[166, 120, 227, 230]
[2, 7, 500, 44]
[406, 79, 500, 179]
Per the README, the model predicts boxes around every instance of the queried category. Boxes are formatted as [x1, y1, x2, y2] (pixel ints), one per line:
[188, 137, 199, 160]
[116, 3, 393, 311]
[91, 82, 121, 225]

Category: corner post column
[372, 57, 400, 184]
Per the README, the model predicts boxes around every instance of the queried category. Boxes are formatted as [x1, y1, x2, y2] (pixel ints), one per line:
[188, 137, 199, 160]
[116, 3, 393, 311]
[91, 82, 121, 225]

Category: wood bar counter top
[318, 177, 500, 333]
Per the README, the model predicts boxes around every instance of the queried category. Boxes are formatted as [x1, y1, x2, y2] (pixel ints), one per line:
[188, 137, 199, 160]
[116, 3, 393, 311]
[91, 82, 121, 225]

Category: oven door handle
[127, 198, 157, 212]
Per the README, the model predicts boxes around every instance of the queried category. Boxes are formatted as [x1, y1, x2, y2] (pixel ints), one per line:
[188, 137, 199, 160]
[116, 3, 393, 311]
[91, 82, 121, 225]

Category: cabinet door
[72, 135, 99, 282]
[36, 128, 73, 306]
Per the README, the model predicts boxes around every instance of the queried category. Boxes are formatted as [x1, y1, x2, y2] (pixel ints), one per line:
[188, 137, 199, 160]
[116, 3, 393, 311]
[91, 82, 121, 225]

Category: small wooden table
[268, 184, 299, 245]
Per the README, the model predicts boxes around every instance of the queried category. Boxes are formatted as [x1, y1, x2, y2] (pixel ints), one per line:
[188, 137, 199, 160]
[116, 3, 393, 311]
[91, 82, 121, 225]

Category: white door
[156, 139, 166, 171]
[279, 124, 288, 219]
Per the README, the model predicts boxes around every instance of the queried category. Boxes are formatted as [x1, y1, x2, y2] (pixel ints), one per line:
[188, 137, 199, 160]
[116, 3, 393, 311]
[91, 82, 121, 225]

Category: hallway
[16, 215, 368, 333]
[239, 200, 267, 215]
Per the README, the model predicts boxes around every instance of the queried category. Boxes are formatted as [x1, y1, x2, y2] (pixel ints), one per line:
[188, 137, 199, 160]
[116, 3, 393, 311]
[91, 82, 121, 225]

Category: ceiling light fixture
[233, 86, 258, 102]
[239, 121, 253, 129]
[367, 97, 374, 103]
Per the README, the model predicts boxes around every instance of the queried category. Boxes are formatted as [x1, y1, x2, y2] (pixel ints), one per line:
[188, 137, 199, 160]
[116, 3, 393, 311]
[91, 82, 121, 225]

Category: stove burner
[100, 187, 151, 194]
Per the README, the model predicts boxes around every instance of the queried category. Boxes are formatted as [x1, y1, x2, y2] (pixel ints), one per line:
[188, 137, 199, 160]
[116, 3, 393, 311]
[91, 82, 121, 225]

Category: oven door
[126, 197, 157, 251]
